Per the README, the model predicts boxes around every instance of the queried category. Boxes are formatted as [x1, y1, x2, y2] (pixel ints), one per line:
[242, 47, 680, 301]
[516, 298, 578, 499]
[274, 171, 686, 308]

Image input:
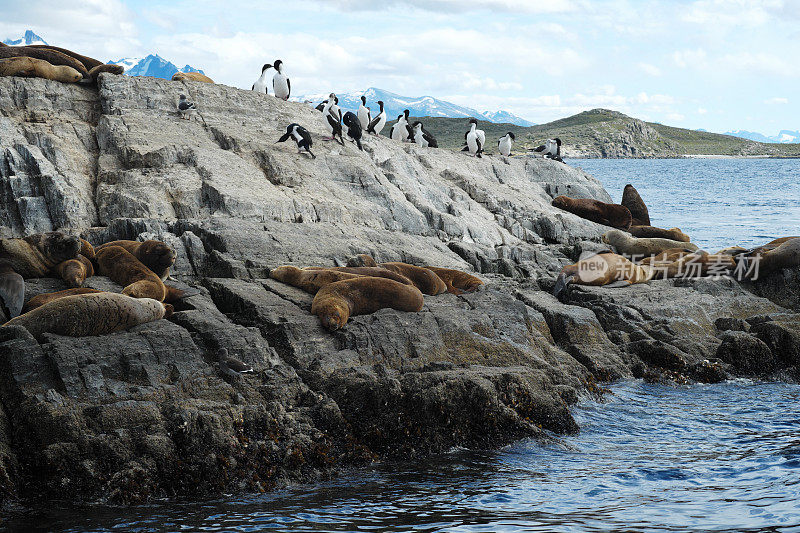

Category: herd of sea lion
[551, 184, 800, 301]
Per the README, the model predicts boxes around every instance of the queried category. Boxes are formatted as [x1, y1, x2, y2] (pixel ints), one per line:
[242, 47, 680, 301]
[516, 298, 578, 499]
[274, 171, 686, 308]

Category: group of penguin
[257, 59, 565, 162]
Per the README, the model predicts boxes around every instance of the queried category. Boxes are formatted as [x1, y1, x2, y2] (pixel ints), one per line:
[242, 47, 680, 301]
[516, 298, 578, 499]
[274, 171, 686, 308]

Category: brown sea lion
[88, 63, 124, 81]
[376, 262, 447, 295]
[0, 56, 82, 83]
[602, 229, 698, 257]
[638, 248, 695, 266]
[628, 225, 690, 242]
[0, 261, 24, 320]
[78, 238, 96, 260]
[302, 266, 414, 286]
[27, 44, 103, 69]
[172, 72, 214, 83]
[621, 184, 651, 226]
[716, 246, 748, 256]
[54, 254, 94, 287]
[3, 293, 169, 342]
[311, 277, 425, 331]
[0, 232, 81, 278]
[270, 266, 362, 294]
[553, 252, 654, 300]
[0, 46, 89, 78]
[658, 251, 736, 279]
[747, 236, 800, 255]
[95, 246, 169, 301]
[22, 287, 102, 314]
[96, 240, 176, 280]
[423, 266, 484, 295]
[746, 237, 800, 277]
[552, 196, 632, 230]
[347, 254, 379, 267]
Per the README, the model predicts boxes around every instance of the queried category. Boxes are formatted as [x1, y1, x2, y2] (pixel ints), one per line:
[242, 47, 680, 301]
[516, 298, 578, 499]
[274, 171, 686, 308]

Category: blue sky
[1, 0, 798, 133]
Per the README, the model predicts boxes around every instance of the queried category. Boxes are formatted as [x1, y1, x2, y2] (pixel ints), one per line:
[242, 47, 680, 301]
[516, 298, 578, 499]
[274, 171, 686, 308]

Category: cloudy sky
[2, 0, 798, 133]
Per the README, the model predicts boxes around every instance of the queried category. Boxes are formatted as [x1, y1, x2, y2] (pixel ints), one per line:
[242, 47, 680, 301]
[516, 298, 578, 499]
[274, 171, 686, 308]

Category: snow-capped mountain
[296, 87, 534, 126]
[3, 30, 47, 46]
[725, 130, 800, 144]
[109, 54, 204, 79]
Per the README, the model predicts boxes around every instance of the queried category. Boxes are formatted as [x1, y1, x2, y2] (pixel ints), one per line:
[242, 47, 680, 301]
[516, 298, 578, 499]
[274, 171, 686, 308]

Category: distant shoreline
[565, 154, 800, 160]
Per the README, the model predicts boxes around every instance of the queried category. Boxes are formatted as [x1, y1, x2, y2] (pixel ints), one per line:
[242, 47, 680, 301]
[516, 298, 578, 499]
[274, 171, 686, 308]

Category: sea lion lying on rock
[553, 252, 654, 301]
[95, 246, 187, 302]
[54, 254, 94, 287]
[745, 237, 800, 277]
[311, 277, 424, 331]
[621, 184, 651, 226]
[637, 248, 696, 266]
[423, 266, 484, 295]
[270, 266, 362, 294]
[602, 229, 698, 257]
[658, 251, 735, 279]
[26, 45, 123, 81]
[302, 266, 414, 286]
[373, 262, 447, 295]
[0, 56, 82, 83]
[172, 72, 214, 83]
[552, 196, 632, 230]
[0, 232, 81, 278]
[2, 292, 171, 342]
[22, 288, 102, 314]
[0, 46, 89, 78]
[96, 240, 176, 280]
[628, 225, 690, 242]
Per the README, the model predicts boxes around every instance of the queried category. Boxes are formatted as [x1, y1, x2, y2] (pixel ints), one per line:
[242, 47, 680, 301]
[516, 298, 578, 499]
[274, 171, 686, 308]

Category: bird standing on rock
[251, 63, 272, 94]
[272, 59, 290, 100]
[462, 118, 485, 157]
[177, 94, 196, 120]
[343, 111, 364, 150]
[216, 348, 254, 376]
[412, 121, 438, 148]
[532, 138, 563, 162]
[276, 123, 315, 158]
[498, 132, 515, 156]
[322, 93, 345, 145]
[367, 100, 386, 136]
[357, 95, 371, 130]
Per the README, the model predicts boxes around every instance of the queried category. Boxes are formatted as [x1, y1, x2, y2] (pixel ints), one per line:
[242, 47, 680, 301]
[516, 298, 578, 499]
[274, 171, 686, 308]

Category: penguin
[390, 112, 409, 142]
[342, 111, 364, 150]
[272, 59, 290, 100]
[177, 94, 196, 120]
[462, 118, 486, 158]
[322, 93, 344, 145]
[403, 109, 415, 142]
[532, 138, 563, 162]
[367, 100, 386, 136]
[357, 95, 371, 131]
[315, 95, 337, 112]
[411, 121, 438, 148]
[251, 63, 272, 94]
[498, 132, 515, 157]
[276, 123, 315, 158]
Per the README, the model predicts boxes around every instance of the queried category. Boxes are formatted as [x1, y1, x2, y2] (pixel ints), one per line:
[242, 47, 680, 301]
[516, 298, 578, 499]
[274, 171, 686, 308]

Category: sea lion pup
[302, 266, 415, 287]
[270, 266, 362, 294]
[628, 225, 690, 242]
[0, 232, 81, 278]
[95, 246, 169, 301]
[423, 266, 484, 295]
[172, 72, 214, 83]
[21, 287, 102, 314]
[54, 254, 94, 287]
[2, 293, 170, 342]
[553, 253, 654, 301]
[602, 229, 698, 257]
[96, 240, 176, 280]
[551, 196, 632, 230]
[375, 262, 448, 295]
[0, 46, 90, 77]
[0, 261, 24, 320]
[621, 184, 651, 226]
[311, 277, 425, 331]
[0, 56, 82, 83]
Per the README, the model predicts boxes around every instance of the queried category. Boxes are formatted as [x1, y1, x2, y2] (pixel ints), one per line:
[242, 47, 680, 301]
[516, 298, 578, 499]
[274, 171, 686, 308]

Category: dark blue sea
[4, 159, 800, 532]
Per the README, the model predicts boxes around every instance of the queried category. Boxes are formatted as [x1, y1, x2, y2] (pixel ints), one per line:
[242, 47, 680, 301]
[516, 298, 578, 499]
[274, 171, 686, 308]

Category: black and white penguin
[367, 100, 386, 136]
[411, 121, 438, 148]
[532, 138, 563, 162]
[177, 94, 196, 120]
[322, 93, 344, 145]
[343, 111, 364, 150]
[357, 95, 371, 131]
[272, 59, 290, 100]
[251, 63, 272, 94]
[276, 123, 315, 158]
[403, 109, 415, 142]
[498, 132, 515, 157]
[462, 118, 486, 157]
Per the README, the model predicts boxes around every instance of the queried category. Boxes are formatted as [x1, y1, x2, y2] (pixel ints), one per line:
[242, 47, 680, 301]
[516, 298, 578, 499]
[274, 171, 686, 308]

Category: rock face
[1, 75, 799, 505]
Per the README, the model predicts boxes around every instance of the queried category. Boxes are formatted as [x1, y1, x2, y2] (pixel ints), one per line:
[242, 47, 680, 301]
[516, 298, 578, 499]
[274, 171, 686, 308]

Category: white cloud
[698, 107, 708, 114]
[672, 48, 707, 68]
[666, 112, 685, 122]
[313, 0, 575, 13]
[638, 63, 662, 76]
[764, 97, 789, 104]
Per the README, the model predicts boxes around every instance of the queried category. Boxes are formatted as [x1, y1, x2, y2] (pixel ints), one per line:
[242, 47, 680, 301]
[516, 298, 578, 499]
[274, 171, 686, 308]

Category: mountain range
[2, 29, 47, 46]
[724, 130, 800, 144]
[109, 55, 205, 79]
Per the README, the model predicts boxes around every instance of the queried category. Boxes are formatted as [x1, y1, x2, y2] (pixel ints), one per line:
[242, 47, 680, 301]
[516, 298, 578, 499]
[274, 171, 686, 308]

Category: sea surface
[4, 159, 800, 532]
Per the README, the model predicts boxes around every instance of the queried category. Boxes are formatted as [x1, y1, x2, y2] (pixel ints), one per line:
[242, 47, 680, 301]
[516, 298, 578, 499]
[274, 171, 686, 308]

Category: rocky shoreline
[0, 75, 798, 506]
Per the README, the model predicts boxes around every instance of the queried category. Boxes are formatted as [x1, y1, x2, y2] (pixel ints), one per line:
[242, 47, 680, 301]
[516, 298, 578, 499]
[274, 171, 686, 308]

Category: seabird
[0, 261, 24, 320]
[216, 348, 254, 376]
[498, 132, 515, 157]
[342, 111, 364, 150]
[322, 93, 345, 145]
[251, 63, 272, 94]
[272, 59, 290, 100]
[390, 110, 411, 142]
[412, 121, 438, 148]
[367, 100, 386, 136]
[532, 138, 563, 162]
[177, 94, 196, 120]
[276, 123, 315, 158]
[357, 95, 371, 131]
[462, 118, 486, 158]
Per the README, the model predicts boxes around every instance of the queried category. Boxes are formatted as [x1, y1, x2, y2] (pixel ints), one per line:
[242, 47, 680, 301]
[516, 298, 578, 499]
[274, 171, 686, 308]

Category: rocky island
[1, 74, 798, 506]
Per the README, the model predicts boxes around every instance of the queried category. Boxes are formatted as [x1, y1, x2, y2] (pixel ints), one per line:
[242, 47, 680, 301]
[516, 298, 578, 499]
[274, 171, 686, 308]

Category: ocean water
[571, 158, 800, 251]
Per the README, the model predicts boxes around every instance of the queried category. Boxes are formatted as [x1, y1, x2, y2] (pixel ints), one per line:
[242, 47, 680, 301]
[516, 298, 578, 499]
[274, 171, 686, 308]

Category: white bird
[251, 63, 272, 94]
[462, 118, 485, 157]
[177, 94, 196, 120]
[532, 137, 563, 162]
[367, 100, 386, 136]
[272, 59, 290, 100]
[390, 110, 411, 142]
[498, 132, 515, 157]
[357, 95, 371, 131]
[412, 121, 438, 148]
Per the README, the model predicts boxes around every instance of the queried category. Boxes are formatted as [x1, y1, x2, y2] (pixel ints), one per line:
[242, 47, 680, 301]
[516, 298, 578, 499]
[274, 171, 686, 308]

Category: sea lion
[346, 254, 378, 267]
[747, 236, 800, 255]
[0, 261, 24, 321]
[78, 238, 96, 260]
[553, 252, 654, 301]
[0, 232, 81, 278]
[375, 262, 447, 295]
[423, 266, 484, 295]
[302, 266, 415, 287]
[311, 277, 425, 331]
[172, 72, 214, 83]
[716, 246, 748, 256]
[270, 266, 362, 294]
[637, 248, 695, 266]
[551, 196, 632, 230]
[746, 237, 800, 277]
[54, 254, 94, 287]
[87, 63, 124, 81]
[0, 46, 89, 78]
[658, 251, 735, 279]
[27, 44, 103, 69]
[96, 240, 176, 280]
[21, 287, 102, 314]
[621, 184, 651, 226]
[95, 246, 169, 301]
[628, 225, 690, 242]
[602, 229, 698, 257]
[2, 292, 169, 342]
[0, 56, 82, 83]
